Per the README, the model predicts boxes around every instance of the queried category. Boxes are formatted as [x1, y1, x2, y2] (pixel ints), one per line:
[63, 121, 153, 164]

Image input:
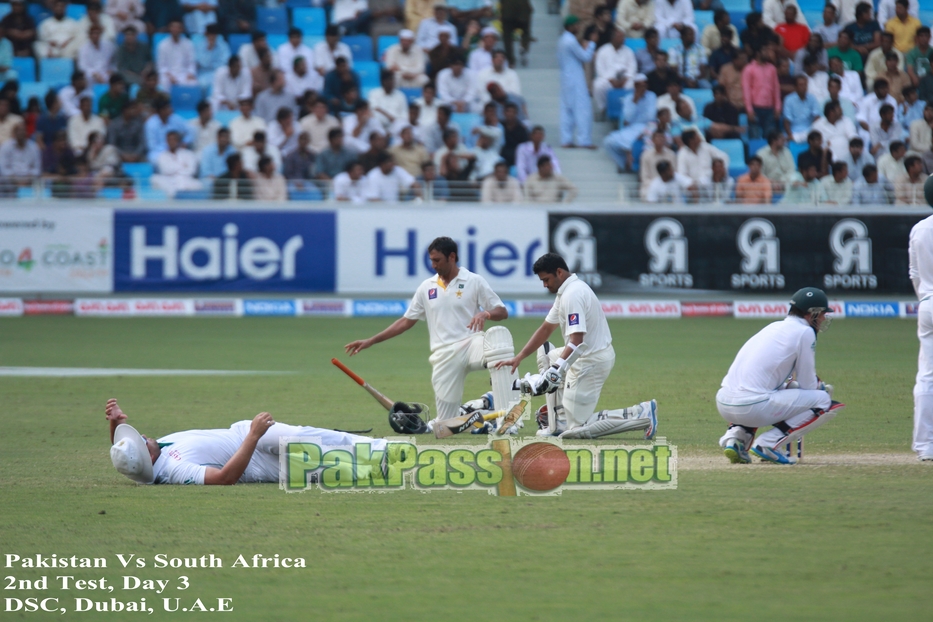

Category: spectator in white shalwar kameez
[384, 29, 429, 88]
[654, 0, 695, 39]
[313, 26, 353, 76]
[476, 50, 521, 103]
[467, 27, 499, 74]
[156, 20, 197, 91]
[277, 28, 314, 82]
[436, 56, 476, 113]
[369, 70, 409, 128]
[594, 29, 638, 114]
[211, 56, 252, 112]
[152, 131, 203, 197]
[77, 25, 116, 84]
[34, 0, 81, 59]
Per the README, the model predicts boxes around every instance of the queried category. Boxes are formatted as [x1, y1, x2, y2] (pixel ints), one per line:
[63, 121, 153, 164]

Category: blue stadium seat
[748, 138, 767, 155]
[91, 82, 108, 107]
[797, 0, 824, 12]
[256, 7, 289, 34]
[170, 85, 203, 111]
[98, 187, 125, 199]
[712, 138, 747, 177]
[921, 10, 933, 26]
[606, 88, 630, 122]
[400, 87, 421, 103]
[695, 10, 714, 33]
[18, 82, 52, 110]
[288, 184, 324, 200]
[788, 140, 808, 162]
[13, 57, 37, 82]
[27, 3, 49, 22]
[215, 109, 239, 127]
[625, 38, 646, 52]
[39, 58, 74, 86]
[0, 4, 10, 20]
[286, 0, 314, 7]
[228, 34, 251, 55]
[65, 4, 86, 20]
[292, 8, 327, 37]
[631, 138, 644, 173]
[175, 189, 212, 200]
[304, 35, 325, 48]
[450, 112, 481, 146]
[659, 37, 679, 51]
[266, 34, 288, 50]
[802, 11, 822, 27]
[720, 0, 748, 11]
[152, 32, 170, 53]
[174, 109, 199, 120]
[377, 35, 399, 61]
[123, 162, 154, 180]
[343, 35, 374, 61]
[355, 60, 381, 91]
[729, 11, 750, 29]
[18, 185, 51, 199]
[685, 88, 714, 113]
[117, 30, 149, 45]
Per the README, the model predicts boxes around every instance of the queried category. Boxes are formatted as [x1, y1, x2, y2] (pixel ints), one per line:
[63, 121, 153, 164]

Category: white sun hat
[110, 424, 155, 484]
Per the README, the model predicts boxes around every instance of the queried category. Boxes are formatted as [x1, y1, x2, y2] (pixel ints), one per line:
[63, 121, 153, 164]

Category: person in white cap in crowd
[384, 29, 429, 87]
[417, 4, 458, 51]
[105, 398, 389, 485]
[593, 28, 637, 115]
[468, 26, 500, 73]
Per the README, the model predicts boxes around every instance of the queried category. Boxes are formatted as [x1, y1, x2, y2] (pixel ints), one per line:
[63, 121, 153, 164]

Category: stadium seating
[65, 4, 86, 20]
[400, 87, 421, 103]
[921, 10, 933, 26]
[685, 88, 714, 114]
[0, 3, 10, 20]
[695, 10, 714, 33]
[286, 0, 314, 7]
[228, 34, 251, 55]
[625, 38, 646, 52]
[292, 8, 327, 37]
[92, 83, 109, 108]
[659, 38, 679, 52]
[18, 82, 52, 110]
[450, 112, 481, 146]
[788, 140, 808, 162]
[355, 60, 382, 91]
[18, 185, 51, 199]
[98, 187, 125, 199]
[117, 30, 149, 45]
[214, 109, 239, 127]
[606, 88, 629, 123]
[123, 162, 154, 181]
[343, 35, 374, 62]
[748, 138, 767, 156]
[720, 0, 748, 11]
[803, 11, 822, 27]
[377, 36, 399, 61]
[13, 57, 37, 83]
[170, 85, 203, 111]
[267, 34, 289, 50]
[27, 3, 49, 22]
[152, 32, 170, 52]
[712, 138, 747, 177]
[797, 0, 824, 12]
[39, 58, 74, 86]
[256, 7, 289, 34]
[175, 190, 212, 200]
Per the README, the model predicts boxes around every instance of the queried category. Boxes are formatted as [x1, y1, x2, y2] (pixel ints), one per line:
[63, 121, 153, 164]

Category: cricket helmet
[388, 402, 430, 434]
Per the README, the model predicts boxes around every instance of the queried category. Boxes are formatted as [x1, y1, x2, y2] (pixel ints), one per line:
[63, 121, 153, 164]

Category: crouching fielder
[345, 236, 521, 427]
[497, 253, 658, 439]
[716, 287, 845, 465]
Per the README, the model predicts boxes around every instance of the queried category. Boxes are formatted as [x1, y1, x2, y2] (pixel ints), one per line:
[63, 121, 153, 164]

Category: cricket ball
[511, 443, 571, 492]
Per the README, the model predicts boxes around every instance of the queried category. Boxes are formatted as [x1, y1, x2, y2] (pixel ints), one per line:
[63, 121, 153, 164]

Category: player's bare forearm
[345, 317, 417, 355]
[561, 332, 585, 359]
[204, 413, 273, 485]
[467, 305, 508, 331]
[105, 398, 127, 444]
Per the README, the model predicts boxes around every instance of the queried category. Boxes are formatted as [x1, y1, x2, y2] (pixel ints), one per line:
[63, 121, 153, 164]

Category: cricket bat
[433, 410, 504, 439]
[331, 358, 395, 411]
[494, 396, 531, 435]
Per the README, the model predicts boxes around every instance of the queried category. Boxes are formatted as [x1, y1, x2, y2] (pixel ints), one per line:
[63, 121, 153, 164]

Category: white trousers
[228, 420, 387, 483]
[914, 299, 933, 456]
[429, 333, 487, 420]
[716, 387, 831, 449]
[541, 346, 616, 427]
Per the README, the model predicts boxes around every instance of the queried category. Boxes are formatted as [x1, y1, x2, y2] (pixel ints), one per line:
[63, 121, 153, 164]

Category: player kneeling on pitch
[105, 399, 389, 485]
[716, 287, 845, 465]
[494, 253, 658, 439]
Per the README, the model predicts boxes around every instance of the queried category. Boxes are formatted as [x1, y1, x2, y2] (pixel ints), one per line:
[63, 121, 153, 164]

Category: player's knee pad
[775, 402, 846, 447]
[536, 341, 556, 373]
[559, 413, 648, 439]
[483, 326, 519, 410]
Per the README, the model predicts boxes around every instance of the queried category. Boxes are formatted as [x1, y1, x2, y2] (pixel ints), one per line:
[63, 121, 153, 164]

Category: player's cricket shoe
[724, 439, 751, 464]
[750, 444, 797, 465]
[641, 400, 658, 440]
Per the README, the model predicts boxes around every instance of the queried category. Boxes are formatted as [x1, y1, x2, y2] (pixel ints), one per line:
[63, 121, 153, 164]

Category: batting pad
[484, 326, 519, 412]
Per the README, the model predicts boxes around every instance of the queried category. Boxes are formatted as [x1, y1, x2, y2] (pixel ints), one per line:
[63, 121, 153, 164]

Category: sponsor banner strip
[0, 297, 24, 316]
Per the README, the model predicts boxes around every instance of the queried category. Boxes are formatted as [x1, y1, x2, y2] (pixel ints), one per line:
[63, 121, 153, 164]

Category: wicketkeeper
[716, 287, 845, 465]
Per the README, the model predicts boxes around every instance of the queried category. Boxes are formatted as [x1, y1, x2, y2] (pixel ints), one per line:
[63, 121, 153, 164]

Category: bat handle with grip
[331, 358, 365, 386]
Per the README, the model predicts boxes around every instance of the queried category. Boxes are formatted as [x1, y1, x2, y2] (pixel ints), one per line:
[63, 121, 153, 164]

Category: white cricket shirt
[544, 274, 612, 355]
[404, 267, 505, 351]
[719, 316, 820, 401]
[909, 214, 933, 301]
[152, 427, 245, 485]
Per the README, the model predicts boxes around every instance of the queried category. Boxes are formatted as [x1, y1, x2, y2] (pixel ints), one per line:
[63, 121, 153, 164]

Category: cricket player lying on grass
[716, 287, 845, 465]
[106, 399, 388, 485]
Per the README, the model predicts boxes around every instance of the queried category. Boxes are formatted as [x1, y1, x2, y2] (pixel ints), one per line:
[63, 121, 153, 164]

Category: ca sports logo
[281, 437, 677, 496]
[552, 217, 602, 288]
[824, 219, 876, 290]
[641, 218, 692, 288]
[732, 218, 784, 289]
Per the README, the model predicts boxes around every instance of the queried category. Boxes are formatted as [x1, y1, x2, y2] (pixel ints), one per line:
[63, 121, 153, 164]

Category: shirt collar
[557, 273, 578, 295]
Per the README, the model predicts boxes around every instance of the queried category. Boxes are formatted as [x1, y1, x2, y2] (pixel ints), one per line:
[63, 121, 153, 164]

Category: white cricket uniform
[716, 316, 832, 449]
[153, 421, 386, 485]
[541, 274, 615, 427]
[403, 268, 505, 420]
[909, 214, 933, 458]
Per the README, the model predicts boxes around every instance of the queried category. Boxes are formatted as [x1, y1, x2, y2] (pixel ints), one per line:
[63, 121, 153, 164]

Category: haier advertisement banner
[549, 212, 926, 295]
[0, 207, 112, 292]
[113, 211, 335, 292]
[337, 208, 549, 294]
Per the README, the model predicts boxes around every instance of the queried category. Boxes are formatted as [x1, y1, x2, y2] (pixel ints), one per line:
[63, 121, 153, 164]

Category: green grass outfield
[1, 317, 931, 621]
